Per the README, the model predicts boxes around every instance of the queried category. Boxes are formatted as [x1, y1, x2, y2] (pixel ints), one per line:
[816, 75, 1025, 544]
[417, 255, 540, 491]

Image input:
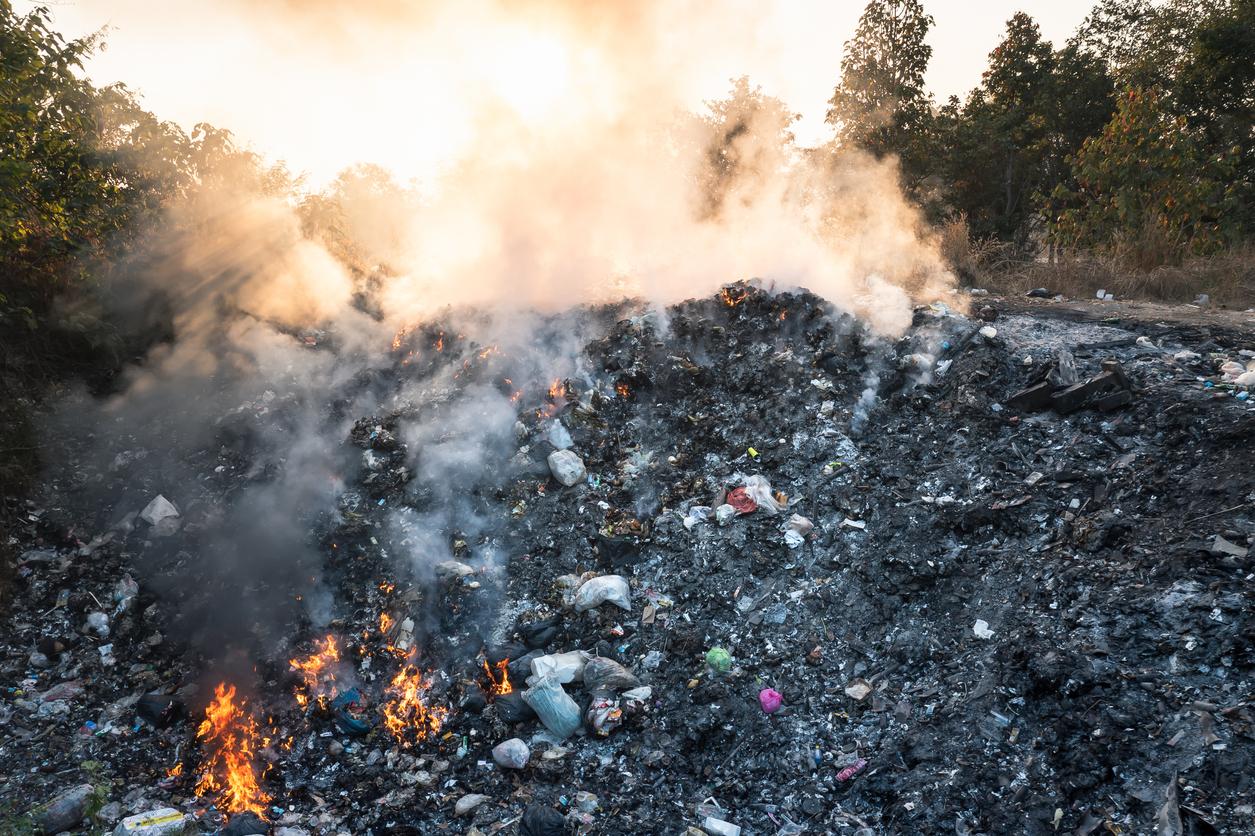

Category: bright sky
[20, 1, 1098, 184]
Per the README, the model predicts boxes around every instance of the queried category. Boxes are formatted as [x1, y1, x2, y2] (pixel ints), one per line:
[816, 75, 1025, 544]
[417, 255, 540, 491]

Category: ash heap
[2, 284, 1253, 836]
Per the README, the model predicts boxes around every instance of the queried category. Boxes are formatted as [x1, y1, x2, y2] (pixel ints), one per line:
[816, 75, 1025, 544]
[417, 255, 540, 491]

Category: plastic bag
[522, 675, 582, 739]
[573, 575, 632, 612]
[529, 650, 590, 684]
[743, 475, 782, 515]
[492, 737, 530, 769]
[582, 657, 640, 693]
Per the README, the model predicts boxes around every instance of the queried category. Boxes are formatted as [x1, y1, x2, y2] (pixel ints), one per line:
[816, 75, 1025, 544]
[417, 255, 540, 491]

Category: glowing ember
[720, 286, 748, 307]
[483, 658, 513, 697]
[382, 663, 447, 746]
[615, 381, 631, 398]
[435, 332, 444, 352]
[194, 683, 271, 817]
[289, 635, 341, 709]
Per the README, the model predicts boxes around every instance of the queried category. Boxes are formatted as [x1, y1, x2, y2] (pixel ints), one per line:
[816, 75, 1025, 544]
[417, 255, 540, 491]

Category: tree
[1172, 0, 1255, 230]
[1049, 88, 1239, 265]
[698, 76, 797, 220]
[826, 0, 934, 181]
[934, 14, 1057, 246]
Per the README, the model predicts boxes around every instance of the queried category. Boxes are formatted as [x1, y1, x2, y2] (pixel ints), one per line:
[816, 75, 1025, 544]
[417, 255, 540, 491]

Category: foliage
[1050, 88, 1239, 265]
[932, 13, 1114, 248]
[697, 76, 798, 220]
[826, 0, 934, 182]
[0, 2, 279, 323]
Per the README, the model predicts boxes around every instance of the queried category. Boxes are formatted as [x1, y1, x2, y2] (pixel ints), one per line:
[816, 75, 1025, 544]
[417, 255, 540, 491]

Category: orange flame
[166, 762, 184, 780]
[382, 663, 448, 746]
[615, 381, 631, 398]
[435, 332, 445, 352]
[289, 635, 341, 709]
[483, 658, 513, 697]
[720, 286, 748, 307]
[379, 612, 395, 635]
[194, 683, 271, 817]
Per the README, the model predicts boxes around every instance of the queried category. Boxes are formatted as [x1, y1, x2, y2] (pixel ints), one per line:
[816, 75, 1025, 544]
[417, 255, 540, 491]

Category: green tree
[933, 13, 1115, 249]
[936, 14, 1055, 245]
[1050, 88, 1239, 264]
[826, 0, 934, 181]
[1172, 0, 1255, 230]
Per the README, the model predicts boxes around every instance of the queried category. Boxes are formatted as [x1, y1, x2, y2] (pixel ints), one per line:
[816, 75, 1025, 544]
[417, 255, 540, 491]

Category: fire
[615, 381, 631, 398]
[483, 658, 513, 697]
[382, 663, 447, 746]
[194, 683, 271, 817]
[435, 332, 444, 352]
[289, 635, 341, 709]
[720, 286, 748, 307]
[379, 612, 395, 634]
[548, 378, 566, 400]
[166, 762, 184, 780]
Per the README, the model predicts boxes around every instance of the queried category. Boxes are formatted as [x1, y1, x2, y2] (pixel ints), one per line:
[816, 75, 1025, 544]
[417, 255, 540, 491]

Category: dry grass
[984, 250, 1255, 307]
[937, 216, 1255, 307]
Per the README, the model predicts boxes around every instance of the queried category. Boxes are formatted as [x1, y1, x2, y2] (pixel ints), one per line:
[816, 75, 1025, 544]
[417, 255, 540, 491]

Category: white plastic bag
[573, 575, 631, 612]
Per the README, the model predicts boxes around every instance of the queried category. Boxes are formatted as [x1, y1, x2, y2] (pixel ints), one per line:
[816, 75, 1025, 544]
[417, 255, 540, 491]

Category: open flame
[381, 662, 448, 746]
[194, 683, 271, 818]
[720, 286, 748, 307]
[289, 635, 341, 709]
[483, 658, 513, 697]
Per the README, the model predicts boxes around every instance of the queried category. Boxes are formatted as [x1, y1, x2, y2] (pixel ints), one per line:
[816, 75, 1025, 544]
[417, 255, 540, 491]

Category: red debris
[836, 758, 867, 782]
[726, 487, 757, 514]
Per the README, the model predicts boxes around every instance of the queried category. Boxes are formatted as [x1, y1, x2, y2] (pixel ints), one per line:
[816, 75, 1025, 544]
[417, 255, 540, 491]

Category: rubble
[2, 286, 1254, 835]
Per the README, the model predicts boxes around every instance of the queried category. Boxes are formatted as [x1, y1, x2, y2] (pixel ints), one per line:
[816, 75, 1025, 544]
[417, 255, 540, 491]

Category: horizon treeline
[2, 0, 1252, 340]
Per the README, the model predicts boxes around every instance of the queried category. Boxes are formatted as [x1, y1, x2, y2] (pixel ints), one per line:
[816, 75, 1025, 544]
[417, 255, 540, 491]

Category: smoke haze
[44, 0, 958, 660]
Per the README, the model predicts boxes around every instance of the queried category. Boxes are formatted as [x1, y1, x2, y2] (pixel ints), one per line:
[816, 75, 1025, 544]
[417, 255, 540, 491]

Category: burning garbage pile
[2, 283, 1254, 835]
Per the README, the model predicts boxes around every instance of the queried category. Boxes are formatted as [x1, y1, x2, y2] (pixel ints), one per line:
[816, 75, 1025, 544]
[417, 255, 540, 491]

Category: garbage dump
[1, 284, 1253, 835]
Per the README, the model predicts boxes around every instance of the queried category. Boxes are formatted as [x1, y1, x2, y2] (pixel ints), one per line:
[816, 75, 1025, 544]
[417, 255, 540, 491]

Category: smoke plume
[46, 0, 957, 660]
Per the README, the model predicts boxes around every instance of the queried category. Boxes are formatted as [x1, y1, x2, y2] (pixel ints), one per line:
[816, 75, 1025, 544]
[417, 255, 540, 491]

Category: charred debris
[2, 283, 1253, 835]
